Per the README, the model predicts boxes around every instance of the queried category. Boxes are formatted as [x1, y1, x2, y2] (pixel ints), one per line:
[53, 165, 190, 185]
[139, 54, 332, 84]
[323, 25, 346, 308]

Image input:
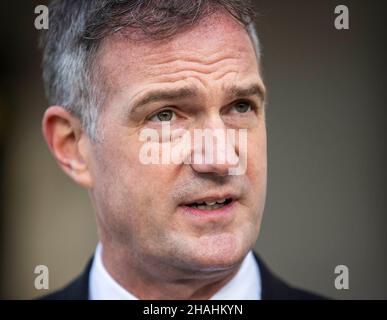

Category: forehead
[96, 10, 260, 97]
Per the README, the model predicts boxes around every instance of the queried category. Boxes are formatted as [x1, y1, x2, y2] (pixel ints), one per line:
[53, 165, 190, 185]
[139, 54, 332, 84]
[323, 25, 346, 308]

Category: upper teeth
[203, 199, 226, 206]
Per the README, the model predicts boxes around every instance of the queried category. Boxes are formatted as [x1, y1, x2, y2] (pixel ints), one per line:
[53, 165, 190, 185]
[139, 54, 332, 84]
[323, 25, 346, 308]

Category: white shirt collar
[89, 243, 261, 300]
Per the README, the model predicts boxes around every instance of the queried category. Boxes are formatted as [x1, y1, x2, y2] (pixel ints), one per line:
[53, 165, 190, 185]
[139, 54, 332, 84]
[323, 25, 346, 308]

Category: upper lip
[181, 192, 239, 206]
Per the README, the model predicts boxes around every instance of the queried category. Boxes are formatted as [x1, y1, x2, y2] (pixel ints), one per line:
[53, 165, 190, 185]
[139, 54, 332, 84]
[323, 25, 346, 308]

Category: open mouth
[185, 198, 233, 211]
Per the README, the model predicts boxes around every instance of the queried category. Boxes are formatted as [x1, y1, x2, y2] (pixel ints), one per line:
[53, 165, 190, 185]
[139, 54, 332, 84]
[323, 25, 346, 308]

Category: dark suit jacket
[40, 253, 324, 300]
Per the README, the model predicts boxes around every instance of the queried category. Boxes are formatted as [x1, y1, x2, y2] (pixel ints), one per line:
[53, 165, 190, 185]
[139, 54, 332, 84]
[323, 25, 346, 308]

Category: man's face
[88, 12, 267, 272]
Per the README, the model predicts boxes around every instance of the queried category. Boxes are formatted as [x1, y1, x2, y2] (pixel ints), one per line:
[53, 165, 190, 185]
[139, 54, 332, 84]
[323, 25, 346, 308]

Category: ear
[42, 106, 93, 188]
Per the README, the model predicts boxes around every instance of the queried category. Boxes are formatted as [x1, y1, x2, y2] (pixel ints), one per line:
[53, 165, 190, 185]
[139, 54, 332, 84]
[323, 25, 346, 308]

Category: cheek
[99, 122, 178, 203]
[93, 144, 175, 244]
[246, 125, 267, 184]
[244, 130, 267, 229]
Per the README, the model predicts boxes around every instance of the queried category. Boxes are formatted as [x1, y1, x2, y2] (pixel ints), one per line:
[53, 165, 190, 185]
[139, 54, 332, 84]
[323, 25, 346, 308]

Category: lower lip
[180, 200, 236, 217]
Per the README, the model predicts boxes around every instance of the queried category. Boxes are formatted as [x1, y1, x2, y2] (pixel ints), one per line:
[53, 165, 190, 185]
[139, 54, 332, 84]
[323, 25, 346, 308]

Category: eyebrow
[128, 82, 266, 116]
[130, 86, 198, 116]
[225, 83, 266, 102]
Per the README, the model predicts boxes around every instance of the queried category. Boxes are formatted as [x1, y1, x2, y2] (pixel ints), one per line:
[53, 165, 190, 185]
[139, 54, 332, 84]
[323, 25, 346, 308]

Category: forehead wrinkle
[147, 59, 242, 80]
[141, 50, 253, 84]
[143, 49, 242, 67]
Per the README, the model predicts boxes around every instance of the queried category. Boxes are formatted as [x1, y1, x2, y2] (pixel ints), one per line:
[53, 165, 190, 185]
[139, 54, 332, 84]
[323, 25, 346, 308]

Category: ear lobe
[42, 106, 93, 188]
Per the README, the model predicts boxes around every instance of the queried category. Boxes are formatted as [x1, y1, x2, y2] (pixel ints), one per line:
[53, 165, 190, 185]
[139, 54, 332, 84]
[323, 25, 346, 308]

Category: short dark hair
[40, 0, 260, 140]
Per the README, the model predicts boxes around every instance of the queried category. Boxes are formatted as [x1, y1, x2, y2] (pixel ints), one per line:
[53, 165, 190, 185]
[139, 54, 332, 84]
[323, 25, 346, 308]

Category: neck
[100, 242, 243, 300]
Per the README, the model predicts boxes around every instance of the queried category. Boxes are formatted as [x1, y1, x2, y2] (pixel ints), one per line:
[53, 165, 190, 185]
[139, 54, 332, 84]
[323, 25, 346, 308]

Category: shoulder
[38, 258, 93, 300]
[254, 253, 327, 300]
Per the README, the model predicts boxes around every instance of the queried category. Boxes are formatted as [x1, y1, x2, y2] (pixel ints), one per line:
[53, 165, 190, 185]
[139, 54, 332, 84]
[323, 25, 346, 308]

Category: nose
[189, 115, 240, 176]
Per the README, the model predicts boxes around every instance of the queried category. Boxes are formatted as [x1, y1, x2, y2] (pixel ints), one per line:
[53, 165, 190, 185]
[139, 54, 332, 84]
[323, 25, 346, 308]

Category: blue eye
[149, 109, 176, 122]
[232, 102, 252, 113]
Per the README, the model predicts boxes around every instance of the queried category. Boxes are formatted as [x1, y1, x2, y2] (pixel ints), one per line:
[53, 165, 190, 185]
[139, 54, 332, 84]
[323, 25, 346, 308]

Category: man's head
[41, 0, 267, 277]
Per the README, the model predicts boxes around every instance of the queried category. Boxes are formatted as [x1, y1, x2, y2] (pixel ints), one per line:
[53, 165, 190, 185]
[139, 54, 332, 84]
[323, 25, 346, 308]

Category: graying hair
[40, 0, 261, 141]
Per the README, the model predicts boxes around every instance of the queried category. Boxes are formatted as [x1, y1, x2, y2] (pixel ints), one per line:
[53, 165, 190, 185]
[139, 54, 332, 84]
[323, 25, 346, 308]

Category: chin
[182, 232, 252, 272]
